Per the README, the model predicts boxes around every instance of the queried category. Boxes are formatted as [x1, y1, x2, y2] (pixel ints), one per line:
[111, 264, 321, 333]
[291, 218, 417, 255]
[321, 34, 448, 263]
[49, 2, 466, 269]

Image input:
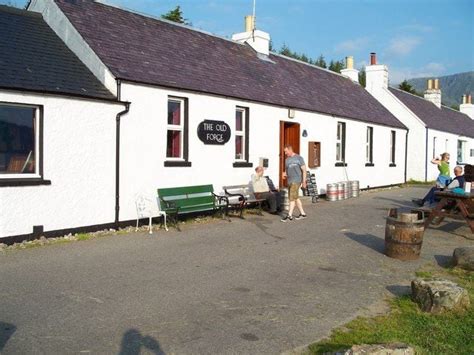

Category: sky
[4, 0, 473, 84]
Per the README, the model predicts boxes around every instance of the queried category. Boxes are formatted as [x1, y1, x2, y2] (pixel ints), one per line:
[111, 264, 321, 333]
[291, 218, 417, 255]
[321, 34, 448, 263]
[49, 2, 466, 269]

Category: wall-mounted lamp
[288, 108, 295, 119]
[302, 129, 308, 137]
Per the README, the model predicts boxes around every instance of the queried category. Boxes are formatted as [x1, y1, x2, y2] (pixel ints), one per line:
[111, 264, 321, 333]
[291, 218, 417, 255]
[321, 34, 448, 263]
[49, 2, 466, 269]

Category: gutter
[115, 79, 131, 228]
[424, 127, 428, 182]
[404, 129, 409, 183]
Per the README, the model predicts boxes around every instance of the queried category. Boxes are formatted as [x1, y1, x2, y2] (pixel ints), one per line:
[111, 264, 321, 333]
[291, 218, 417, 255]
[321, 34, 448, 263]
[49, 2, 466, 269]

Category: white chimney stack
[460, 94, 474, 119]
[424, 78, 442, 108]
[365, 53, 389, 93]
[232, 15, 270, 56]
[340, 56, 360, 83]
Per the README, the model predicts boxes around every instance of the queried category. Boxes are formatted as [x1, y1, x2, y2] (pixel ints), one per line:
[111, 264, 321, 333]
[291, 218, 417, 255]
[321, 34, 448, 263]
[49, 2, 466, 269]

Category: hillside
[407, 71, 473, 108]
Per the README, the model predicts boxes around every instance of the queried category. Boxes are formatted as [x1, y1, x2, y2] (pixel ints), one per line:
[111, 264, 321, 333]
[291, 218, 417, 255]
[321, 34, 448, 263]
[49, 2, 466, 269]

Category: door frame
[279, 121, 300, 188]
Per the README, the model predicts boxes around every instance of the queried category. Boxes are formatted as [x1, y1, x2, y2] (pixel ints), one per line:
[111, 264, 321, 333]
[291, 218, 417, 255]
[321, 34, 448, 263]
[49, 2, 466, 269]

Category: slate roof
[51, 0, 405, 129]
[0, 5, 115, 101]
[389, 87, 474, 138]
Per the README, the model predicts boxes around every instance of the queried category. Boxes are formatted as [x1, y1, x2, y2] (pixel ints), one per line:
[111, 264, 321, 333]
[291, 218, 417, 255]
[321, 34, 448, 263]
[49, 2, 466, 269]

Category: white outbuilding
[365, 53, 474, 182]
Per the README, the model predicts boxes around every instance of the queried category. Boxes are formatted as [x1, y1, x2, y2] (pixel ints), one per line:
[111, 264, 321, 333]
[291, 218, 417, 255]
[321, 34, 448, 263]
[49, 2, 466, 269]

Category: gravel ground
[0, 186, 472, 354]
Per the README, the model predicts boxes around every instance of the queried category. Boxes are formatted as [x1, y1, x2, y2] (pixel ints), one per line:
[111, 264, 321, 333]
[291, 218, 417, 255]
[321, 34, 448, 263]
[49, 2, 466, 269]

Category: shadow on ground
[118, 329, 165, 355]
[0, 322, 16, 351]
[344, 232, 385, 254]
[386, 284, 411, 296]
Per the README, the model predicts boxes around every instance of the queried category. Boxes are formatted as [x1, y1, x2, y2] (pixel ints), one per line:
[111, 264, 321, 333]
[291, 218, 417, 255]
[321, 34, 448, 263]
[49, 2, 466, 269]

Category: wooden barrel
[280, 188, 289, 211]
[326, 183, 338, 201]
[337, 183, 345, 201]
[350, 180, 360, 197]
[385, 209, 425, 260]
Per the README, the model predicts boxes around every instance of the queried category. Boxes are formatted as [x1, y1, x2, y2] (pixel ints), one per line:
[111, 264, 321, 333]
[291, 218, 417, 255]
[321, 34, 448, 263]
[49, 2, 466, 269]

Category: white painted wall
[0, 90, 122, 239]
[366, 86, 427, 181]
[118, 82, 407, 222]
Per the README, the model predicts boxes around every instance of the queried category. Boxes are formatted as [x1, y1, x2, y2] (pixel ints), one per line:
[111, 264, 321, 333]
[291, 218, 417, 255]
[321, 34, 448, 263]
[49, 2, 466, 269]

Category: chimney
[232, 15, 270, 56]
[424, 78, 442, 108]
[340, 56, 360, 83]
[365, 52, 389, 93]
[460, 93, 474, 119]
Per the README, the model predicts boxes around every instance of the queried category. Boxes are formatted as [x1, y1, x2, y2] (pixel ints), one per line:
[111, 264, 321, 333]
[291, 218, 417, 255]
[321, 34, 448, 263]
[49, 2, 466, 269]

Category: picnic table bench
[223, 184, 266, 218]
[420, 191, 474, 233]
[157, 184, 229, 230]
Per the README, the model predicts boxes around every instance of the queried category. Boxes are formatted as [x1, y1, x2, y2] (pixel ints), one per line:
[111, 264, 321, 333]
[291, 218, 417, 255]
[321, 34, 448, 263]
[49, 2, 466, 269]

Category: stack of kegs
[281, 188, 289, 211]
[326, 180, 360, 201]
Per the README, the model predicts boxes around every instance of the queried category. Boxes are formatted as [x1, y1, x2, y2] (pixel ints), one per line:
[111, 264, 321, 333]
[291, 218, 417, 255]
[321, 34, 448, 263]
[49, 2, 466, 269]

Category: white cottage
[1, 1, 409, 242]
[365, 53, 474, 181]
[0, 5, 126, 242]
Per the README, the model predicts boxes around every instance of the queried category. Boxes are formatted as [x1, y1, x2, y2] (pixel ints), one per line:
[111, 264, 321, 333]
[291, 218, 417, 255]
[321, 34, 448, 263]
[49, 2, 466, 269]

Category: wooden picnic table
[424, 191, 474, 233]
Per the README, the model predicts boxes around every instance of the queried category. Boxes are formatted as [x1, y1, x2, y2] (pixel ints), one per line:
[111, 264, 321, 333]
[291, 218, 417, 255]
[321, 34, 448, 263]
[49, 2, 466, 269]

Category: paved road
[1, 187, 472, 354]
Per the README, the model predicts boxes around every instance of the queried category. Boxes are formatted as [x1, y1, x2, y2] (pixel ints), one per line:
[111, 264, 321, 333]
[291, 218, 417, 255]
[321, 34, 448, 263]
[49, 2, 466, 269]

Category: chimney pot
[434, 78, 440, 90]
[244, 15, 255, 32]
[427, 79, 432, 90]
[370, 52, 377, 65]
[462, 94, 467, 104]
[346, 56, 354, 69]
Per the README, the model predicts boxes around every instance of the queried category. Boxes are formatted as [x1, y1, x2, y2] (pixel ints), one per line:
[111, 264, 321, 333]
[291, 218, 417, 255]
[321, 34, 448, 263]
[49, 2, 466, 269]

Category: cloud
[334, 37, 370, 53]
[386, 36, 421, 56]
[389, 62, 446, 84]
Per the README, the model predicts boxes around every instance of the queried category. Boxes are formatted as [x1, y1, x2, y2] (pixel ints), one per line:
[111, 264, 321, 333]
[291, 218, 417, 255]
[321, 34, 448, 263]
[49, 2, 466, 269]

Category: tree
[314, 54, 327, 69]
[398, 80, 417, 95]
[358, 68, 366, 88]
[328, 59, 344, 73]
[161, 6, 190, 25]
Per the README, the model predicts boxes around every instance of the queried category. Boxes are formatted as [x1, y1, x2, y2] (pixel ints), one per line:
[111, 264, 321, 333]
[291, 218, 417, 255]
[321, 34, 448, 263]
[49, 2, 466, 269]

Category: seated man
[251, 166, 281, 214]
[413, 165, 465, 207]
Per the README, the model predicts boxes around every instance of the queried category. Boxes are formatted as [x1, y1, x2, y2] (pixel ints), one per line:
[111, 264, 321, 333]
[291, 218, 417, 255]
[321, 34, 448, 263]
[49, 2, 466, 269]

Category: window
[390, 130, 396, 166]
[445, 139, 449, 152]
[457, 140, 466, 163]
[432, 137, 437, 159]
[235, 108, 245, 161]
[165, 97, 190, 167]
[365, 126, 373, 165]
[335, 122, 346, 165]
[0, 103, 40, 178]
[233, 107, 251, 167]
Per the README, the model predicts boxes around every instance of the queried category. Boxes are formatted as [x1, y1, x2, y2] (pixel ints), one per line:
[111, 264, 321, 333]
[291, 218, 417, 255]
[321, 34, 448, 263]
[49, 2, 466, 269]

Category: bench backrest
[223, 184, 257, 202]
[157, 184, 216, 213]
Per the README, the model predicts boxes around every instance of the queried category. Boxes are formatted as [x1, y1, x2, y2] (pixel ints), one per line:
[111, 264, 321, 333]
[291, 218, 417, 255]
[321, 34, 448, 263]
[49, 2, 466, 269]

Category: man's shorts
[288, 183, 301, 201]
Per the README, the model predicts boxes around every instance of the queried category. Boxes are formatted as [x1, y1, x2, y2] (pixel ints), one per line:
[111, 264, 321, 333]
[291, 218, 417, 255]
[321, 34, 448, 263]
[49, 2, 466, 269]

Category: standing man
[281, 144, 307, 222]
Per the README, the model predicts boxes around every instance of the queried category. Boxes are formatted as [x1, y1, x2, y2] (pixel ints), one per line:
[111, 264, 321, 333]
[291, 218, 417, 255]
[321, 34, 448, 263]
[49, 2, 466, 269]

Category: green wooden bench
[157, 184, 229, 230]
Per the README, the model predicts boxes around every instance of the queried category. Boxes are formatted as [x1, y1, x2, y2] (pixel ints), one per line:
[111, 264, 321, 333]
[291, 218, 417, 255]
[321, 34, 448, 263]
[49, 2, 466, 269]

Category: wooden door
[279, 121, 300, 188]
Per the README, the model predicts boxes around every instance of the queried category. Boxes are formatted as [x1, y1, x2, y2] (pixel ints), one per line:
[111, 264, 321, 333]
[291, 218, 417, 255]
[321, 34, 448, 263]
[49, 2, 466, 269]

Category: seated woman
[413, 165, 465, 206]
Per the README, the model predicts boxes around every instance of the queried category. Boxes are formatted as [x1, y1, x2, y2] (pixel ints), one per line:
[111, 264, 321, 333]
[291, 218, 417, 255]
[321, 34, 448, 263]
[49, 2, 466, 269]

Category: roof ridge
[91, 0, 246, 47]
[390, 86, 467, 114]
[271, 52, 359, 81]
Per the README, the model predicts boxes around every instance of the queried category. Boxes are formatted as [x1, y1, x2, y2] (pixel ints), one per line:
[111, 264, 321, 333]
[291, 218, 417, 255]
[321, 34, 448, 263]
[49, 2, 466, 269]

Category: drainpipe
[115, 79, 130, 228]
[424, 127, 428, 182]
[404, 129, 409, 183]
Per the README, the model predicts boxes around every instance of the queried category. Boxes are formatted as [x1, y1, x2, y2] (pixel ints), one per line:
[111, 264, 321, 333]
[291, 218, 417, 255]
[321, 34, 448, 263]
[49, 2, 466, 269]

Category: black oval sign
[197, 120, 231, 145]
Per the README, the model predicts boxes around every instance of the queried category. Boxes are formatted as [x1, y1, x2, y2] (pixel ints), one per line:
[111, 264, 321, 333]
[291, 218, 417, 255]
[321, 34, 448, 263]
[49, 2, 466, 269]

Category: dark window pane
[0, 105, 36, 174]
[236, 110, 243, 131]
[168, 101, 181, 125]
[166, 130, 181, 158]
[235, 135, 243, 160]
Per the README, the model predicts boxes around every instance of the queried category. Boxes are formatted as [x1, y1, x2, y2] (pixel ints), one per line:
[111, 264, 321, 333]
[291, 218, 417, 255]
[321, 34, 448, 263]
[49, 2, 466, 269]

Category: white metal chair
[135, 194, 168, 234]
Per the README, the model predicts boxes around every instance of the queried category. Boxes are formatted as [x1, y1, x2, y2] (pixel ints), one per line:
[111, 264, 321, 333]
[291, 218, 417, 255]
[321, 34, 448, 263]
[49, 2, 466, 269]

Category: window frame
[335, 121, 347, 167]
[432, 136, 437, 159]
[365, 126, 374, 166]
[389, 130, 396, 167]
[457, 139, 466, 164]
[164, 96, 191, 167]
[0, 102, 49, 186]
[233, 106, 252, 168]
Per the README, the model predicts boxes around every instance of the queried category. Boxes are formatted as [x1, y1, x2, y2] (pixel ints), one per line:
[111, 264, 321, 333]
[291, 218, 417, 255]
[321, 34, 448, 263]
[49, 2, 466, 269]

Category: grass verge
[308, 268, 474, 355]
